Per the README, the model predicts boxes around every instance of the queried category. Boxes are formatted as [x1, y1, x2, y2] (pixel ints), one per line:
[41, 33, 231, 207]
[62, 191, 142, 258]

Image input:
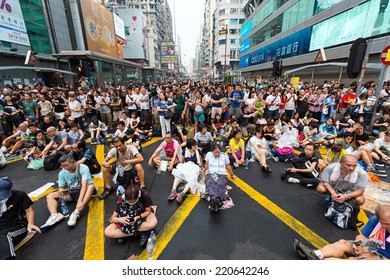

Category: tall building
[201, 0, 216, 78]
[240, 0, 390, 83]
[213, 0, 245, 79]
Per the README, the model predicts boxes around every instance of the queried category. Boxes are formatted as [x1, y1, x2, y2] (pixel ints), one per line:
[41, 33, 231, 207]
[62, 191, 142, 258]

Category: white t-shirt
[248, 135, 267, 153]
[374, 137, 390, 150]
[68, 100, 83, 118]
[285, 93, 296, 110]
[0, 149, 6, 167]
[266, 95, 280, 111]
[205, 152, 229, 175]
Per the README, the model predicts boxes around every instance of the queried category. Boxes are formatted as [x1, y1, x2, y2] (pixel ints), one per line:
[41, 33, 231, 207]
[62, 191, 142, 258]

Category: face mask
[177, 126, 181, 130]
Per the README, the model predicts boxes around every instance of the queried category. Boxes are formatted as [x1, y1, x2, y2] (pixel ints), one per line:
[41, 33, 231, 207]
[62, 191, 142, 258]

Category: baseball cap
[0, 177, 12, 200]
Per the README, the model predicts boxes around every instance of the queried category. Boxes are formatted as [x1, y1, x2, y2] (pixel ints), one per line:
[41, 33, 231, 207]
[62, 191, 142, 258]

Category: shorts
[59, 185, 99, 202]
[111, 163, 135, 187]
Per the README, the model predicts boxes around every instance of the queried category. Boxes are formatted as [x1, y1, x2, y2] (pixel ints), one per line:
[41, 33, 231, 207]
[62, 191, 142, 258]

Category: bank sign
[239, 27, 311, 68]
[0, 0, 30, 46]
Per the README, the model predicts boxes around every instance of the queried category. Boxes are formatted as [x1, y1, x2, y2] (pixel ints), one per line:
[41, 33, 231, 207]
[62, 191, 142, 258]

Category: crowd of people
[0, 77, 390, 260]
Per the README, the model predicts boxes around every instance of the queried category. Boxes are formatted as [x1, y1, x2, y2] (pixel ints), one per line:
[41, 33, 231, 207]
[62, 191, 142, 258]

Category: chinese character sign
[0, 0, 30, 46]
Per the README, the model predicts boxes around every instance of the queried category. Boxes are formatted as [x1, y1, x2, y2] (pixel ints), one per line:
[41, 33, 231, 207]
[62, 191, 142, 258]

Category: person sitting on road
[112, 121, 127, 138]
[2, 122, 29, 158]
[99, 137, 145, 200]
[69, 140, 101, 175]
[227, 129, 246, 169]
[204, 143, 236, 213]
[68, 123, 84, 142]
[41, 154, 99, 228]
[148, 132, 182, 172]
[281, 143, 320, 188]
[135, 117, 152, 142]
[123, 128, 142, 153]
[167, 139, 203, 204]
[371, 130, 390, 166]
[171, 120, 187, 148]
[88, 118, 109, 144]
[23, 130, 50, 163]
[247, 128, 271, 173]
[104, 184, 157, 247]
[316, 154, 368, 206]
[42, 126, 74, 157]
[0, 177, 41, 260]
[194, 123, 213, 158]
[318, 118, 337, 147]
[293, 203, 390, 260]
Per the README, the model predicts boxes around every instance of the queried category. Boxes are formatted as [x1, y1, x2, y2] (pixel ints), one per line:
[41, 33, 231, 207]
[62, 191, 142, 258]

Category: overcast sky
[167, 0, 205, 65]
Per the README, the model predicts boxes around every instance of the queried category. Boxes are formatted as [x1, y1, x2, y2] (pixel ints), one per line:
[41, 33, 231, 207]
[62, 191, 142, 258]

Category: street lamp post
[223, 25, 228, 81]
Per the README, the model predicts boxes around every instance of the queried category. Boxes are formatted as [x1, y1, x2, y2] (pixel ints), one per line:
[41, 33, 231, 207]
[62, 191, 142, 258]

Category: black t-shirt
[172, 127, 187, 144]
[354, 132, 369, 144]
[136, 121, 152, 132]
[41, 121, 57, 133]
[211, 93, 224, 108]
[53, 97, 65, 113]
[33, 137, 50, 151]
[0, 190, 33, 230]
[294, 152, 319, 175]
[374, 117, 390, 132]
[239, 112, 253, 126]
[114, 188, 153, 213]
[85, 100, 97, 116]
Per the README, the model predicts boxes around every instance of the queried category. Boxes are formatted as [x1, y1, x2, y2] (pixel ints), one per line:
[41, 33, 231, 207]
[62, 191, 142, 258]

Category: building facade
[213, 0, 245, 79]
[240, 0, 390, 83]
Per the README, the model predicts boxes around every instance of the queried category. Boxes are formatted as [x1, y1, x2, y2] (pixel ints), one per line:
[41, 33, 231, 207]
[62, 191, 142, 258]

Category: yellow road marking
[139, 194, 201, 260]
[31, 187, 58, 202]
[228, 175, 329, 249]
[84, 144, 105, 260]
[7, 157, 23, 164]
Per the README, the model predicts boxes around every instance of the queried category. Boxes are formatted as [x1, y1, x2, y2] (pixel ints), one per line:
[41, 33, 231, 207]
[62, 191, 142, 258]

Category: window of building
[219, 39, 226, 45]
[230, 8, 238, 14]
[229, 29, 238, 35]
[230, 19, 238, 25]
[230, 39, 236, 44]
[219, 9, 225, 15]
[230, 49, 236, 59]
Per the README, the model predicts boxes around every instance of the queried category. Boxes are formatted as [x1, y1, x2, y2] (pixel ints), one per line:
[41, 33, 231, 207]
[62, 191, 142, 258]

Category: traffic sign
[380, 45, 390, 65]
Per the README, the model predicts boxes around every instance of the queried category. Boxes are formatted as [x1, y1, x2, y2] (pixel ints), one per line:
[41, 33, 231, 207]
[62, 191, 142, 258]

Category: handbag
[322, 106, 329, 115]
[164, 109, 174, 120]
[324, 200, 361, 229]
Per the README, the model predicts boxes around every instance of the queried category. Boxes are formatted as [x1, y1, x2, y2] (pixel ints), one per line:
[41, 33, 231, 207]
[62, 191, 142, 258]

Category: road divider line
[84, 144, 105, 260]
[139, 194, 201, 260]
[142, 137, 162, 147]
[228, 175, 329, 249]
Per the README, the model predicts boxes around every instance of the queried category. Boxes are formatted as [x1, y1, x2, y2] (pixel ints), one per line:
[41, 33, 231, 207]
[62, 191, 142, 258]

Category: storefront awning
[0, 66, 77, 76]
[52, 50, 143, 69]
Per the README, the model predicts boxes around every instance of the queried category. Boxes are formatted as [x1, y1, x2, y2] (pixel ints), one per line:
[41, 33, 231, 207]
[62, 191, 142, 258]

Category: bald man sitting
[42, 126, 75, 157]
[317, 154, 368, 206]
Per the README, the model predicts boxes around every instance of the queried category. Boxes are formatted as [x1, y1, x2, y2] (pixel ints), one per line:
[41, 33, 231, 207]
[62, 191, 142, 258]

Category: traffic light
[272, 60, 282, 77]
[346, 38, 367, 79]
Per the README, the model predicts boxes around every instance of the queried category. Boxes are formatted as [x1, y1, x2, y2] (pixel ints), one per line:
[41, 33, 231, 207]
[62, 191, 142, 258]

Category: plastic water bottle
[150, 230, 157, 252]
[157, 166, 161, 175]
[250, 152, 255, 162]
[245, 158, 249, 169]
[60, 200, 69, 217]
[146, 238, 154, 260]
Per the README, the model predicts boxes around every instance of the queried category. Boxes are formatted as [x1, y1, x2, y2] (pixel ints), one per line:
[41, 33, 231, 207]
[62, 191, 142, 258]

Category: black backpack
[43, 153, 62, 171]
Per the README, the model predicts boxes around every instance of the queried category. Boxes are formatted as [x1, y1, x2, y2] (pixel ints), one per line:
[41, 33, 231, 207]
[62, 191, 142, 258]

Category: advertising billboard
[117, 8, 147, 60]
[80, 0, 118, 58]
[161, 41, 175, 64]
[310, 0, 390, 51]
[0, 0, 30, 46]
[113, 12, 126, 40]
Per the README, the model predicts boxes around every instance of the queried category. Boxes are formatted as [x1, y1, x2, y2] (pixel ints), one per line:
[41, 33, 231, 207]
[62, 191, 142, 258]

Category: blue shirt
[157, 100, 173, 116]
[229, 90, 243, 108]
[51, 131, 75, 146]
[361, 216, 390, 259]
[58, 164, 93, 189]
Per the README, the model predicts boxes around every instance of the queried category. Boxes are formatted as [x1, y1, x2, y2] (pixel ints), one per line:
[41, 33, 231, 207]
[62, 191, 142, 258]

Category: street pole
[356, 39, 372, 95]
[223, 25, 228, 81]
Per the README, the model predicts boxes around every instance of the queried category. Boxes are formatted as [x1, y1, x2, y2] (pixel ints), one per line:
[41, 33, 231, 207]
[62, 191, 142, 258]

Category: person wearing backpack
[0, 177, 41, 259]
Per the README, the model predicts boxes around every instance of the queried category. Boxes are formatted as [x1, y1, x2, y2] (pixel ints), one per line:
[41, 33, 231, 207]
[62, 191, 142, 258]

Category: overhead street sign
[380, 45, 390, 66]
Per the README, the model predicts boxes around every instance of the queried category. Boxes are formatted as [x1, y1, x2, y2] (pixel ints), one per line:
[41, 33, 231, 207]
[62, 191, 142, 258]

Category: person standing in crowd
[157, 92, 175, 138]
[228, 84, 244, 119]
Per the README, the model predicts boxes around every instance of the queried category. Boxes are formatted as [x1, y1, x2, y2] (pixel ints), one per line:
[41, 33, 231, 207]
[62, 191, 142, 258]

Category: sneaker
[249, 157, 256, 162]
[272, 156, 279, 163]
[91, 186, 99, 198]
[176, 192, 185, 204]
[138, 231, 150, 248]
[98, 188, 114, 200]
[233, 162, 239, 168]
[375, 162, 385, 167]
[293, 239, 319, 260]
[369, 169, 388, 178]
[167, 190, 177, 200]
[67, 211, 80, 227]
[140, 185, 146, 190]
[288, 177, 300, 184]
[264, 165, 272, 173]
[306, 184, 314, 188]
[41, 213, 64, 229]
[284, 158, 292, 163]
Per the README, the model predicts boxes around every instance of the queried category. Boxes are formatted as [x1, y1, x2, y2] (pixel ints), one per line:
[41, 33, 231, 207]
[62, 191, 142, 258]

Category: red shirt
[339, 93, 356, 109]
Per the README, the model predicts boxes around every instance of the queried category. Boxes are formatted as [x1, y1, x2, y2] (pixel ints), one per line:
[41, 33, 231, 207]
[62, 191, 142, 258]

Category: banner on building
[0, 0, 30, 46]
[80, 0, 118, 58]
[161, 41, 175, 64]
[290, 77, 300, 90]
[117, 8, 147, 60]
